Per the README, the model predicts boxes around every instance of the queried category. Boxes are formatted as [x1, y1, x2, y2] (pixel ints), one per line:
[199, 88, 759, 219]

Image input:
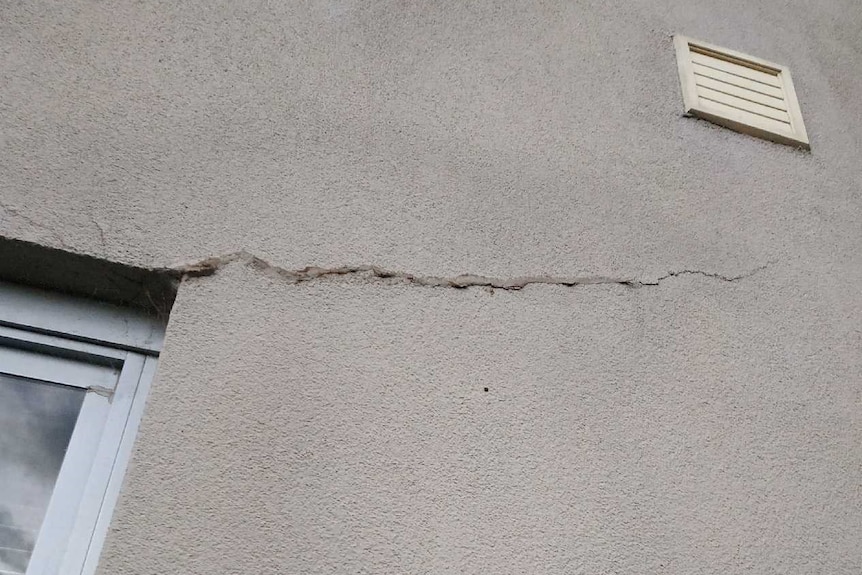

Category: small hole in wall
[483, 387, 489, 392]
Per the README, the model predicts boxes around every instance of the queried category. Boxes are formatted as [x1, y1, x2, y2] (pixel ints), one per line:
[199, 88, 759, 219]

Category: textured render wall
[1, 0, 861, 573]
[98, 262, 861, 574]
[2, 0, 861, 279]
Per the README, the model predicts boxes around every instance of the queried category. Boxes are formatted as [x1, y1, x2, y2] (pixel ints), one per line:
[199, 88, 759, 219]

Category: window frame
[0, 281, 163, 575]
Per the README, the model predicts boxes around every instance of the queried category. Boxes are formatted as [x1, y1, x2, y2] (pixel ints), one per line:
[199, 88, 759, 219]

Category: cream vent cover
[674, 36, 809, 149]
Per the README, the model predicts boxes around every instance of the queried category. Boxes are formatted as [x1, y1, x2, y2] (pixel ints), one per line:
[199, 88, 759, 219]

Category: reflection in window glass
[0, 374, 84, 574]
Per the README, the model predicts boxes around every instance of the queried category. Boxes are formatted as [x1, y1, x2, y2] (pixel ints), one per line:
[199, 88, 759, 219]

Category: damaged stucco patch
[170, 251, 773, 290]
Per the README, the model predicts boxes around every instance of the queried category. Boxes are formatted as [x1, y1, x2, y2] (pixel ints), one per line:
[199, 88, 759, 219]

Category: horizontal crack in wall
[170, 252, 773, 291]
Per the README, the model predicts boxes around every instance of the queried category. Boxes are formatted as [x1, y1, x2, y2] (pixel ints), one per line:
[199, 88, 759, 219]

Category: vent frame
[673, 35, 809, 149]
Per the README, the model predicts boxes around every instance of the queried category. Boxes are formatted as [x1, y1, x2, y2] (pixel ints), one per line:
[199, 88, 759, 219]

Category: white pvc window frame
[0, 281, 164, 575]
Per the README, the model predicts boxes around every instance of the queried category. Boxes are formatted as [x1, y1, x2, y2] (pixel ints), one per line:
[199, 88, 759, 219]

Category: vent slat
[693, 67, 785, 100]
[697, 86, 791, 123]
[689, 45, 779, 74]
[694, 76, 788, 111]
[698, 98, 794, 135]
[690, 52, 782, 88]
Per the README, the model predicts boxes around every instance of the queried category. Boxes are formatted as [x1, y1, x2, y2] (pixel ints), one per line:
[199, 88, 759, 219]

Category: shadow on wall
[0, 237, 179, 317]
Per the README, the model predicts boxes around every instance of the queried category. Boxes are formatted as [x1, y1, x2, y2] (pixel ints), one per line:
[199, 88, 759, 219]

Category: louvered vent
[674, 36, 809, 149]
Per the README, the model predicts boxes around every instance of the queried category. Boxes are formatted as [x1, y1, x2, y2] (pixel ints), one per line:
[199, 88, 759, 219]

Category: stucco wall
[98, 262, 861, 573]
[1, 0, 861, 573]
[2, 0, 861, 279]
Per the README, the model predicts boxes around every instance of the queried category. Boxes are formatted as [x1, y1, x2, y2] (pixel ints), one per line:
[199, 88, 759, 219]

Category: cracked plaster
[170, 251, 773, 291]
[1, 1, 860, 573]
[97, 258, 862, 575]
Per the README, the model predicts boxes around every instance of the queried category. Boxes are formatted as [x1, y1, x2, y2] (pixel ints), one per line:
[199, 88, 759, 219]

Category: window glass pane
[0, 374, 85, 575]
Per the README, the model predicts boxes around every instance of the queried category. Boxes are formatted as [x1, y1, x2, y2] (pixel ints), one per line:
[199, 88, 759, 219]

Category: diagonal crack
[169, 251, 773, 291]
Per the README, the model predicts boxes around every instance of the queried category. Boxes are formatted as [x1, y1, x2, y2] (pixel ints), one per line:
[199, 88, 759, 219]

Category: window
[0, 280, 163, 575]
[674, 35, 809, 149]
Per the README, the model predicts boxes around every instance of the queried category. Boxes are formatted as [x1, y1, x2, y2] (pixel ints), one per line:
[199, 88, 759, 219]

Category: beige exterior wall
[1, 1, 861, 573]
